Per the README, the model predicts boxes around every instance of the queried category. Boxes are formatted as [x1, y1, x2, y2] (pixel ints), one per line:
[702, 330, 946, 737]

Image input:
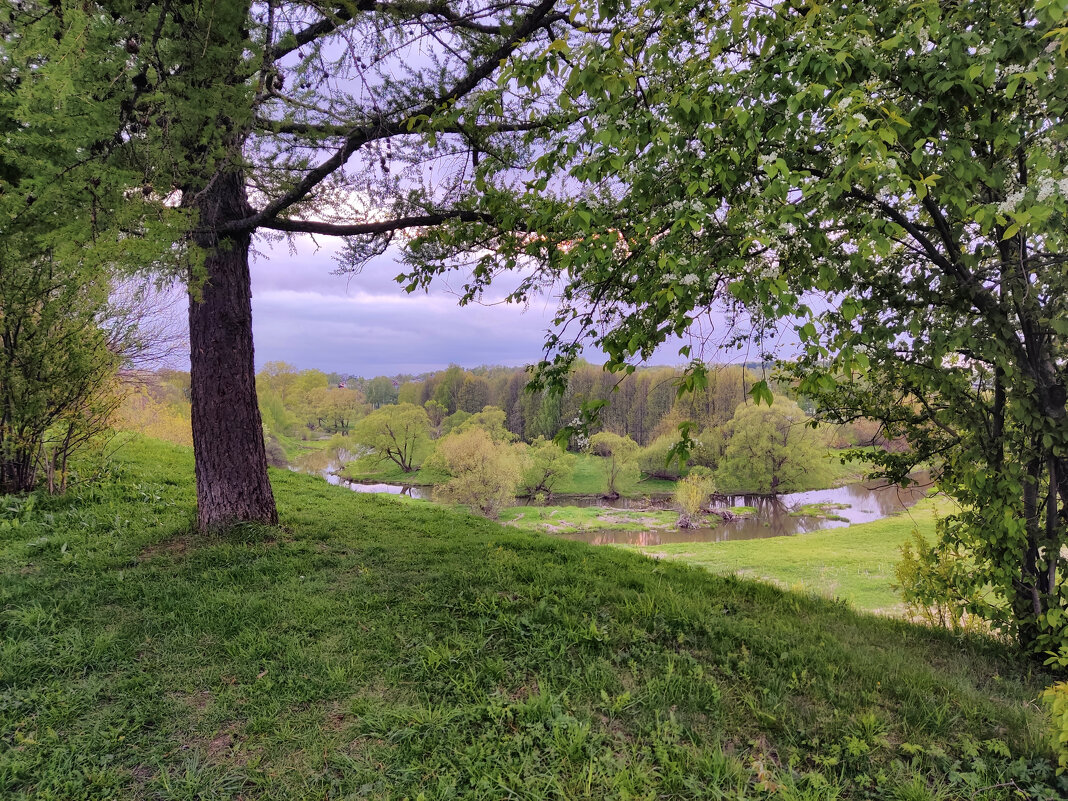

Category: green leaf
[750, 380, 774, 406]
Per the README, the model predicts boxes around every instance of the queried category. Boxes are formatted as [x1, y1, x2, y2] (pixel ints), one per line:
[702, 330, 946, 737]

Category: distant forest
[120, 361, 887, 456]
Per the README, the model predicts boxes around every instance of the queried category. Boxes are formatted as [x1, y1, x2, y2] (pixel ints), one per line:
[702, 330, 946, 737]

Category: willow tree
[406, 0, 1068, 655]
[14, 1, 590, 529]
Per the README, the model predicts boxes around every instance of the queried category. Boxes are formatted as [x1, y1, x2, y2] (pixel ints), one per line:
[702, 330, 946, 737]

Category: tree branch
[253, 114, 563, 137]
[226, 0, 560, 235]
[259, 209, 493, 236]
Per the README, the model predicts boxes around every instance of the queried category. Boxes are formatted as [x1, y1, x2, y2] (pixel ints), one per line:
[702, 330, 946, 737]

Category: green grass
[2, 440, 1062, 800]
[635, 497, 952, 615]
[789, 502, 852, 521]
[544, 454, 677, 498]
[501, 505, 680, 534]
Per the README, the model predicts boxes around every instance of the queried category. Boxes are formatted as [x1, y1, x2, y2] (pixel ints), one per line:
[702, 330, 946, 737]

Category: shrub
[264, 437, 288, 468]
[516, 437, 577, 499]
[427, 428, 521, 517]
[675, 470, 715, 518]
[639, 435, 685, 480]
[893, 530, 990, 634]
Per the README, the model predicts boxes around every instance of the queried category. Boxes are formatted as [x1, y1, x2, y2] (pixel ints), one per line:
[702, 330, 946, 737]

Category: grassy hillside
[636, 498, 952, 615]
[1, 438, 1062, 800]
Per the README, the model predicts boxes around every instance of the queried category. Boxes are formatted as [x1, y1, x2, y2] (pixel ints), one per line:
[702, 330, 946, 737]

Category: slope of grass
[1, 439, 1061, 800]
[636, 497, 952, 615]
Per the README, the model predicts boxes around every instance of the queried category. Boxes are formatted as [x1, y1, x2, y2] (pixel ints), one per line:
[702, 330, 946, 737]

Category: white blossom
[998, 189, 1025, 214]
[1037, 178, 1055, 203]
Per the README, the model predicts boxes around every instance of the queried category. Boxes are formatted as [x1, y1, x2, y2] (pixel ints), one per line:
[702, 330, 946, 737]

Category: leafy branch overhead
[402, 0, 1068, 656]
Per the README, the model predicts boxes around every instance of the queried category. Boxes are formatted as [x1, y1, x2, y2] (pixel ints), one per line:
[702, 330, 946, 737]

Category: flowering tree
[407, 0, 1068, 656]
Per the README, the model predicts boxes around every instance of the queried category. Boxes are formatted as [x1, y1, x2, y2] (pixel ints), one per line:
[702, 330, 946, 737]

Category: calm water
[559, 475, 932, 545]
[326, 473, 431, 498]
[316, 461, 931, 545]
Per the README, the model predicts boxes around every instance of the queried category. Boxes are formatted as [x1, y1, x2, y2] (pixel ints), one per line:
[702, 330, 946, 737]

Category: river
[322, 465, 932, 545]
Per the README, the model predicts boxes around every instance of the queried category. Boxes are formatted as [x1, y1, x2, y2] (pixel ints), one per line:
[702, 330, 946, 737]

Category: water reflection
[307, 455, 930, 544]
[292, 456, 432, 499]
[559, 474, 932, 545]
[326, 474, 430, 499]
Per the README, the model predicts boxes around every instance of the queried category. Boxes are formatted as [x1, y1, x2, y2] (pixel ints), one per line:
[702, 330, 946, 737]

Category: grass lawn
[634, 497, 952, 615]
[501, 505, 680, 534]
[542, 453, 677, 498]
[2, 440, 1062, 800]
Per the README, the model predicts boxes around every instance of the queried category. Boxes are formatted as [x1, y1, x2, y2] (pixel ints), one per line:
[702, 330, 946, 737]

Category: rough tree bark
[188, 170, 277, 529]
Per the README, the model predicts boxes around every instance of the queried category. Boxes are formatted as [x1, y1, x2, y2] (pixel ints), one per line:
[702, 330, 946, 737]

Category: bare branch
[260, 209, 493, 236]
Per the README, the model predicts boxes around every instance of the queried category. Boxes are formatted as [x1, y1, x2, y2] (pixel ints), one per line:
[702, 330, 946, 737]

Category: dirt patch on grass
[508, 678, 540, 702]
[179, 722, 250, 767]
[207, 728, 236, 759]
[171, 688, 213, 713]
[139, 537, 191, 561]
[537, 522, 570, 533]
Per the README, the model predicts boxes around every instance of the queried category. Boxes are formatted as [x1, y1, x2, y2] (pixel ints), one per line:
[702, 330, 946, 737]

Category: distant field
[633, 496, 953, 615]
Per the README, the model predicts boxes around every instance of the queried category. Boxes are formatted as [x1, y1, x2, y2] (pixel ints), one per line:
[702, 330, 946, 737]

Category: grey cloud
[251, 288, 558, 375]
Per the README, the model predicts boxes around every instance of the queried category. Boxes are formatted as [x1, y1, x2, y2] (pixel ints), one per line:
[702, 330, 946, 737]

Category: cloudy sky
[151, 233, 792, 379]
[246, 234, 560, 376]
[240, 234, 801, 378]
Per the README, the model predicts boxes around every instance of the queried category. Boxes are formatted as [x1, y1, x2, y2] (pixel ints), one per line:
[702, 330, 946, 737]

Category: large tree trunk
[188, 170, 277, 530]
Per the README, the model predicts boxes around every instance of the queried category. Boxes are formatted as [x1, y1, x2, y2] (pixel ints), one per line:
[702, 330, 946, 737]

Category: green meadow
[633, 497, 952, 615]
[2, 440, 1062, 800]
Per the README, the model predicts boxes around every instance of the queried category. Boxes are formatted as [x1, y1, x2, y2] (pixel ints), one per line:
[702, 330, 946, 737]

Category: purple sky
[248, 234, 568, 376]
[151, 233, 796, 378]
[242, 233, 801, 378]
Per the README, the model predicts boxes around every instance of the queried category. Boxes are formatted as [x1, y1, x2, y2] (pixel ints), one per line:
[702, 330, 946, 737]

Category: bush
[426, 428, 521, 517]
[516, 437, 577, 499]
[264, 436, 288, 468]
[893, 530, 990, 634]
[1041, 682, 1068, 775]
[675, 470, 715, 518]
[639, 435, 685, 480]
